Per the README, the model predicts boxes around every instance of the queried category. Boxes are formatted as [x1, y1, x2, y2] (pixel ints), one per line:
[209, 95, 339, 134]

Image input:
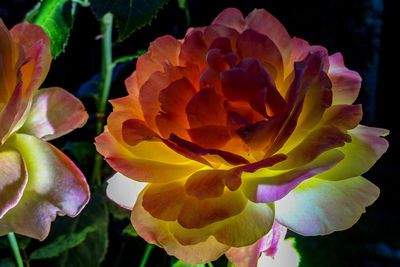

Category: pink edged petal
[258, 238, 300, 267]
[242, 149, 344, 203]
[136, 35, 181, 87]
[0, 134, 89, 240]
[0, 149, 27, 218]
[131, 190, 230, 264]
[225, 221, 287, 267]
[106, 172, 147, 210]
[19, 87, 88, 140]
[315, 125, 389, 181]
[328, 52, 361, 105]
[179, 30, 208, 69]
[212, 8, 246, 33]
[275, 176, 379, 236]
[244, 8, 292, 75]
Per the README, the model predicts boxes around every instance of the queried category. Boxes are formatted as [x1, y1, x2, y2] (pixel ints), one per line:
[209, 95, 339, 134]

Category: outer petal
[328, 52, 361, 105]
[0, 134, 89, 240]
[212, 8, 246, 33]
[315, 125, 389, 181]
[225, 221, 287, 267]
[18, 87, 88, 140]
[257, 238, 300, 267]
[106, 172, 147, 210]
[131, 189, 230, 264]
[0, 149, 27, 218]
[242, 149, 344, 203]
[136, 35, 181, 87]
[275, 176, 379, 236]
[95, 129, 204, 183]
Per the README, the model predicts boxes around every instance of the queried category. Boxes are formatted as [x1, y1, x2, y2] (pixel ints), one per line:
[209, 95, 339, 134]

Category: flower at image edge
[0, 19, 90, 240]
[95, 7, 388, 266]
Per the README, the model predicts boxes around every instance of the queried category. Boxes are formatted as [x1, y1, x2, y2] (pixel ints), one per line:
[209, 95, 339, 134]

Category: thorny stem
[91, 13, 114, 186]
[7, 233, 24, 267]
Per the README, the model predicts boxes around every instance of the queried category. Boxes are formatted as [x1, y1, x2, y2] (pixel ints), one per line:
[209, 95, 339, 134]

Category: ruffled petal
[136, 35, 181, 87]
[18, 87, 88, 140]
[315, 125, 389, 181]
[212, 8, 246, 33]
[106, 172, 147, 210]
[328, 52, 361, 105]
[275, 176, 379, 235]
[131, 190, 230, 264]
[0, 149, 27, 218]
[0, 134, 89, 240]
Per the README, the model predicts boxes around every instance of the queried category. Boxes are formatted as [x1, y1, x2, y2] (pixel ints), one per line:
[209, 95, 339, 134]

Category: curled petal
[328, 52, 361, 105]
[242, 149, 344, 203]
[19, 87, 88, 140]
[0, 134, 89, 240]
[275, 176, 379, 235]
[0, 149, 27, 218]
[212, 8, 246, 33]
[315, 125, 389, 181]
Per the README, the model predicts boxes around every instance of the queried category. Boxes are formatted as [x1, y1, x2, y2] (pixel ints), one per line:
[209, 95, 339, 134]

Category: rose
[0, 19, 90, 240]
[95, 8, 388, 265]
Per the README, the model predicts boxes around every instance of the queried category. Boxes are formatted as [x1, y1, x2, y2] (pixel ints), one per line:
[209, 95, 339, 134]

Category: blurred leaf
[42, 193, 109, 267]
[122, 224, 138, 237]
[24, 0, 77, 58]
[90, 0, 169, 41]
[16, 236, 31, 250]
[172, 260, 205, 267]
[0, 258, 16, 267]
[30, 226, 96, 260]
[108, 200, 131, 220]
[63, 141, 96, 164]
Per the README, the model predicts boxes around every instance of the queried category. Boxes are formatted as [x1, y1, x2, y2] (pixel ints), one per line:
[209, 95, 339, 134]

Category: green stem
[139, 244, 154, 267]
[7, 233, 24, 267]
[207, 262, 214, 267]
[91, 12, 114, 186]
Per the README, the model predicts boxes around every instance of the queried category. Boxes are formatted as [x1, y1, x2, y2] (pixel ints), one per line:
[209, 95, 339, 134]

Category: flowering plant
[0, 19, 89, 240]
[96, 7, 388, 265]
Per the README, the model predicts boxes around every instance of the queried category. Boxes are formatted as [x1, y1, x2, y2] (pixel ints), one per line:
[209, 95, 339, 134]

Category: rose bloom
[0, 19, 89, 240]
[95, 8, 388, 265]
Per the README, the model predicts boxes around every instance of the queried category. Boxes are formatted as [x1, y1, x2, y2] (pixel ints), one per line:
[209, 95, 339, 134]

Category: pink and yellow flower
[95, 8, 388, 265]
[0, 19, 89, 240]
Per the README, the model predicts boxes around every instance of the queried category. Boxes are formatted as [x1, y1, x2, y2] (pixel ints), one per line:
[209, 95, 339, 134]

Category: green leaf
[122, 224, 138, 237]
[90, 0, 170, 41]
[42, 193, 109, 267]
[24, 0, 77, 58]
[172, 260, 206, 267]
[29, 226, 96, 260]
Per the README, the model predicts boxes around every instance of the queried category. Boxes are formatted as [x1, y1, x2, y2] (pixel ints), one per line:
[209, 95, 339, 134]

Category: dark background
[0, 0, 398, 266]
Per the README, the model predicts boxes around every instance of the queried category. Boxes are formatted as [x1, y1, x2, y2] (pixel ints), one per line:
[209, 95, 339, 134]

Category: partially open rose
[0, 19, 89, 240]
[96, 8, 388, 265]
